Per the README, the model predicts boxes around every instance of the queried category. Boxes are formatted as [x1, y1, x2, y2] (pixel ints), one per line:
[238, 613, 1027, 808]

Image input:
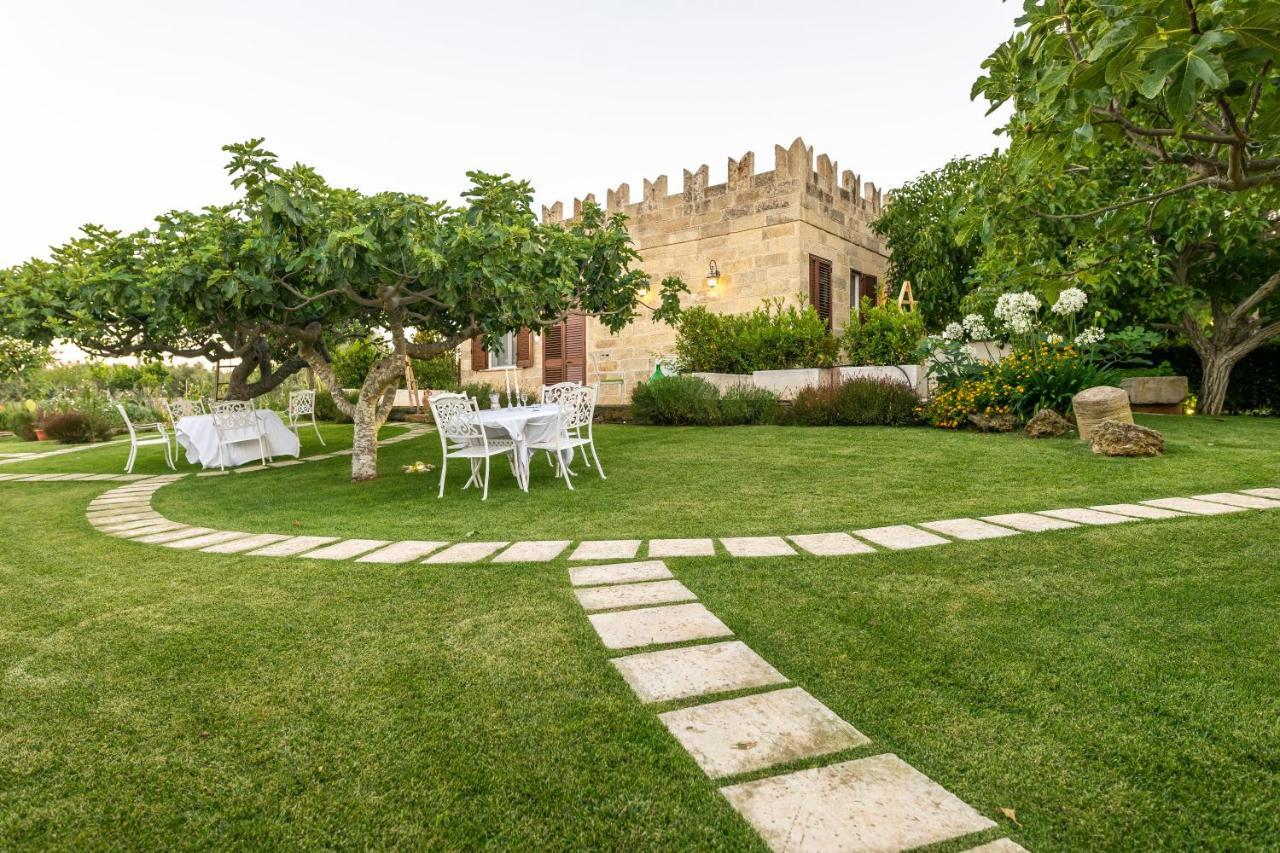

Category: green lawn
[1, 416, 1278, 848]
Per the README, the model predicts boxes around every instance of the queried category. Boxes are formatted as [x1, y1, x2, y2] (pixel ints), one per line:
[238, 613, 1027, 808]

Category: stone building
[460, 137, 890, 402]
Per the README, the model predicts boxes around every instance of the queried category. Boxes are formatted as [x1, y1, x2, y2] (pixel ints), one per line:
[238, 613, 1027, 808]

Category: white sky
[0, 0, 1016, 270]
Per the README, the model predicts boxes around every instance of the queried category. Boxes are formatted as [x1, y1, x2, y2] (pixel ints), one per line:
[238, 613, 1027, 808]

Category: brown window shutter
[808, 255, 832, 330]
[470, 336, 488, 371]
[565, 312, 587, 384]
[515, 329, 533, 368]
[542, 324, 565, 384]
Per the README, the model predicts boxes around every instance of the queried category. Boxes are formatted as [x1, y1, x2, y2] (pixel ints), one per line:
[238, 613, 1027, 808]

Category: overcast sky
[0, 0, 1018, 268]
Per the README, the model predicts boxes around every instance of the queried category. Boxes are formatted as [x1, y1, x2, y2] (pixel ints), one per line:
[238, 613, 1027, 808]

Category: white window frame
[488, 331, 517, 369]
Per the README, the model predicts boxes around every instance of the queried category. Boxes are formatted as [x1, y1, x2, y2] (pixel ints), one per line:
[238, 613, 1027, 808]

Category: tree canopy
[967, 0, 1280, 413]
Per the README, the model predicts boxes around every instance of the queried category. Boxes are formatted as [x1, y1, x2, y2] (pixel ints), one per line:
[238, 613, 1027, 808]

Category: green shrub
[331, 337, 387, 389]
[675, 299, 839, 373]
[841, 299, 926, 366]
[718, 383, 780, 425]
[789, 378, 921, 426]
[41, 411, 93, 443]
[631, 376, 722, 425]
[413, 353, 460, 391]
[460, 382, 497, 409]
[314, 389, 357, 423]
[4, 407, 38, 441]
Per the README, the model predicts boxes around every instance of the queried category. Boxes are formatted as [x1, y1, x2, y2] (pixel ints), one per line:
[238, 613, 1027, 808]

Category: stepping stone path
[721, 536, 797, 557]
[574, 579, 696, 612]
[788, 533, 875, 556]
[648, 538, 717, 557]
[495, 540, 570, 563]
[1142, 497, 1245, 516]
[358, 540, 449, 563]
[1037, 507, 1135, 526]
[855, 524, 950, 549]
[570, 559, 1013, 851]
[570, 539, 641, 560]
[920, 518, 1022, 541]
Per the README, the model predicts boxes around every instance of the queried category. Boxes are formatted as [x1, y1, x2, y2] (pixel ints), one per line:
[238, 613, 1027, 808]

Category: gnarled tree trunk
[300, 336, 402, 483]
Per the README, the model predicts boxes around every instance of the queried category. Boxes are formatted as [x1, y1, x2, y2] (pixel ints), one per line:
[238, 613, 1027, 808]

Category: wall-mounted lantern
[706, 260, 721, 289]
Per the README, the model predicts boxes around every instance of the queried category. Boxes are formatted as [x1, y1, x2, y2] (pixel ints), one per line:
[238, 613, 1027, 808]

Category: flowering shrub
[787, 377, 920, 426]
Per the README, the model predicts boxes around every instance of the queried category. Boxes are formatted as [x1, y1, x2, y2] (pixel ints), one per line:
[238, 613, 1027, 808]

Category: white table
[175, 410, 301, 469]
[476, 404, 573, 490]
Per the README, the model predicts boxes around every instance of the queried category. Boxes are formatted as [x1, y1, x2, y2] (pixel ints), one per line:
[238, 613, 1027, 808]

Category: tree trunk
[1196, 349, 1238, 416]
[346, 357, 403, 483]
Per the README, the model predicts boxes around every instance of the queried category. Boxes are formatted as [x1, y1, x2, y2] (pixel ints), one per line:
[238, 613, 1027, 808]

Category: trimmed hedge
[1153, 343, 1280, 415]
[786, 378, 921, 426]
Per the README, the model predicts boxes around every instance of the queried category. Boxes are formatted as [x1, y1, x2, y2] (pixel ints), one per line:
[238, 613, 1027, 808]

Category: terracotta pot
[34, 427, 49, 441]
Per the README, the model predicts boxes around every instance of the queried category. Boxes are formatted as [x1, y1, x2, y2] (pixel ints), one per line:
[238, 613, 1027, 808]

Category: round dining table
[474, 404, 574, 490]
[175, 410, 300, 469]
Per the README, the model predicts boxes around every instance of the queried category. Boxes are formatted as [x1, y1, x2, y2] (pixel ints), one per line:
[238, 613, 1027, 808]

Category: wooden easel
[403, 354, 424, 414]
[896, 280, 918, 312]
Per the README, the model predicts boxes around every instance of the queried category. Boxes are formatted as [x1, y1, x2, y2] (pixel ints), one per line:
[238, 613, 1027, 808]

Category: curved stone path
[68, 470, 1280, 565]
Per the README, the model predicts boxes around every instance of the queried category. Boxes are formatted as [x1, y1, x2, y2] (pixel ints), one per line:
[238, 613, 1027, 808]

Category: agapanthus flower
[1074, 327, 1105, 346]
[961, 314, 990, 340]
[1046, 333, 1064, 344]
[994, 291, 1040, 335]
[942, 322, 964, 341]
[1051, 287, 1087, 316]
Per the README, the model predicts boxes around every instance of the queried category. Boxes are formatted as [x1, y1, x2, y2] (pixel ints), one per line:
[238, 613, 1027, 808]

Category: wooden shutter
[808, 255, 832, 330]
[865, 274, 881, 305]
[542, 324, 565, 384]
[565, 312, 587, 384]
[470, 336, 488, 371]
[515, 329, 533, 368]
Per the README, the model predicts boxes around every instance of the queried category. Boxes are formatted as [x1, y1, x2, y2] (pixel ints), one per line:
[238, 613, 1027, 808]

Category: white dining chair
[540, 381, 581, 404]
[210, 400, 271, 470]
[162, 398, 202, 456]
[429, 392, 520, 500]
[115, 403, 175, 474]
[286, 389, 325, 446]
[528, 384, 605, 488]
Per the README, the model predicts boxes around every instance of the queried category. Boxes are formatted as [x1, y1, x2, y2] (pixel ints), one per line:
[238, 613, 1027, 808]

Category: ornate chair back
[288, 390, 316, 418]
[429, 392, 485, 447]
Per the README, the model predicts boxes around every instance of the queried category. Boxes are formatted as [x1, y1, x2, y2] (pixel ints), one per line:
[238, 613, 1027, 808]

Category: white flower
[994, 291, 1041, 335]
[1046, 333, 1064, 344]
[1074, 327, 1105, 346]
[962, 314, 991, 340]
[1051, 287, 1088, 316]
[942, 322, 964, 341]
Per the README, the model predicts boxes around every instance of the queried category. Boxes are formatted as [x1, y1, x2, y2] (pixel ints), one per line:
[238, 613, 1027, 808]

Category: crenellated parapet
[542, 136, 886, 229]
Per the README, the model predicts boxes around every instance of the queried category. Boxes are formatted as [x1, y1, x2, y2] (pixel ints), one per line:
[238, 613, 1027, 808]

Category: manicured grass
[1, 417, 1278, 847]
[119, 414, 1280, 542]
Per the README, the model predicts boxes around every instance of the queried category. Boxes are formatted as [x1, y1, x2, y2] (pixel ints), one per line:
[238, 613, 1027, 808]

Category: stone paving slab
[721, 537, 798, 557]
[103, 520, 185, 536]
[89, 511, 161, 526]
[569, 560, 673, 587]
[980, 512, 1080, 533]
[660, 687, 870, 779]
[247, 535, 340, 557]
[1242, 487, 1280, 500]
[165, 531, 253, 550]
[1037, 507, 1136, 525]
[574, 579, 697, 612]
[196, 470, 230, 477]
[1193, 492, 1280, 510]
[81, 473, 125, 481]
[97, 517, 168, 533]
[357, 540, 449, 563]
[0, 473, 24, 480]
[302, 539, 391, 560]
[720, 753, 996, 853]
[854, 525, 951, 550]
[493, 540, 571, 563]
[788, 533, 876, 556]
[612, 640, 788, 704]
[128, 526, 215, 544]
[422, 541, 509, 564]
[201, 533, 293, 554]
[267, 460, 304, 468]
[232, 465, 270, 474]
[1143, 497, 1247, 516]
[588, 603, 733, 650]
[648, 538, 717, 558]
[1091, 502, 1186, 520]
[570, 539, 642, 561]
[88, 503, 155, 515]
[966, 839, 1030, 853]
[919, 518, 1022, 541]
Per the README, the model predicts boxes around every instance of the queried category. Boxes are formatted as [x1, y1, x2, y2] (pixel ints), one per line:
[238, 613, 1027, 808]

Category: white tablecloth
[476, 404, 573, 487]
[176, 410, 301, 469]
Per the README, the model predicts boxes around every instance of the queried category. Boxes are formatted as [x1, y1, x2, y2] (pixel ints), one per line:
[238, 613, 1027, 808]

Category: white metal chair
[540, 381, 581, 405]
[286, 389, 325, 446]
[116, 403, 175, 474]
[210, 400, 271, 470]
[528, 384, 605, 488]
[589, 349, 627, 402]
[429, 392, 520, 500]
[162, 398, 203, 456]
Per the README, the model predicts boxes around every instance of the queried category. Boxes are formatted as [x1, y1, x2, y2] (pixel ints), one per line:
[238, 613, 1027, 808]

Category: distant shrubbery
[674, 300, 838, 374]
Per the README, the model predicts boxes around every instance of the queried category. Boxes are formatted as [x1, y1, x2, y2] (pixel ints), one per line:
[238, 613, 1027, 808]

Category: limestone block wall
[461, 137, 891, 401]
